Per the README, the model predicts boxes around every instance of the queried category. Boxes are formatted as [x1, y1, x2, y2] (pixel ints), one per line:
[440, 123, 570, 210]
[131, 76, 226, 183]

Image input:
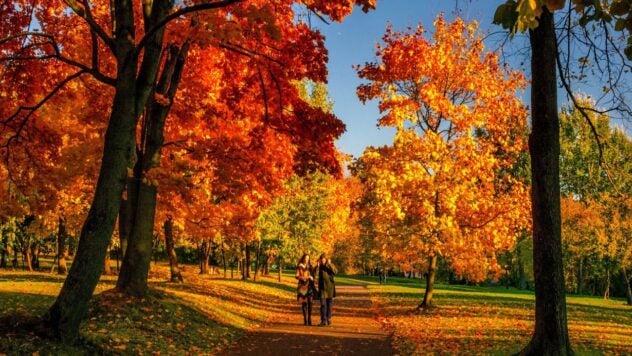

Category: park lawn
[353, 275, 632, 355]
[0, 265, 297, 355]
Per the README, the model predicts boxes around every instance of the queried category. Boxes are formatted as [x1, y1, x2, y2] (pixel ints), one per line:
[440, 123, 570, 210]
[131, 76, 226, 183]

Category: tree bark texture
[46, 1, 141, 342]
[119, 196, 132, 259]
[117, 42, 189, 296]
[418, 255, 437, 310]
[521, 8, 573, 355]
[164, 217, 183, 283]
[199, 241, 211, 274]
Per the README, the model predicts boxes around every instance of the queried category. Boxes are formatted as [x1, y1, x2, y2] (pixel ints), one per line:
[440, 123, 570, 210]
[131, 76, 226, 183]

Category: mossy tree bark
[521, 8, 573, 356]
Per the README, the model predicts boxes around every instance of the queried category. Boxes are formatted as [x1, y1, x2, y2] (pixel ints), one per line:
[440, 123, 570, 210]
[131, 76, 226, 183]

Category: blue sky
[316, 1, 632, 158]
[315, 1, 509, 158]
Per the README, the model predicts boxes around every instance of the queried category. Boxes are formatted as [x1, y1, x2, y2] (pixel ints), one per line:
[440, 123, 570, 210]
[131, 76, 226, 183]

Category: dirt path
[219, 285, 397, 355]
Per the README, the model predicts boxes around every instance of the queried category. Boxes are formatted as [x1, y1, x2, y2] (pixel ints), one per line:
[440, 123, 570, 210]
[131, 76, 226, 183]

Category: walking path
[220, 285, 397, 355]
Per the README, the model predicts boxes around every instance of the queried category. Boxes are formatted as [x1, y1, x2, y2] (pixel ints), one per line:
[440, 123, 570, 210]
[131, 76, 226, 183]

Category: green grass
[0, 266, 296, 355]
[361, 276, 632, 355]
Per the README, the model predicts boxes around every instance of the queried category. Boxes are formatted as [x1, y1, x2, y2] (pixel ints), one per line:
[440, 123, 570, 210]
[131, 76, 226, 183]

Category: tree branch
[63, 0, 115, 51]
[1, 70, 87, 148]
[136, 0, 244, 52]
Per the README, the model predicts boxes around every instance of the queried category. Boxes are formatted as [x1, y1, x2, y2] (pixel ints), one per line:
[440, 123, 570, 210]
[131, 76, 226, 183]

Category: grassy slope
[0, 265, 296, 355]
[1, 270, 630, 355]
[337, 275, 632, 355]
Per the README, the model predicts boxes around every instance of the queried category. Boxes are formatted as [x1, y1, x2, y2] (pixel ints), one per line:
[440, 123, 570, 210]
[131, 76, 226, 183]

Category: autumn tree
[493, 0, 632, 353]
[1, 0, 377, 342]
[355, 16, 531, 310]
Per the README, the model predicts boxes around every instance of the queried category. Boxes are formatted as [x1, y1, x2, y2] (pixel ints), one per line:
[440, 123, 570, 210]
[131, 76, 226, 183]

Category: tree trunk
[418, 255, 437, 310]
[521, 8, 573, 355]
[622, 268, 632, 306]
[57, 217, 69, 275]
[103, 245, 113, 276]
[118, 196, 132, 260]
[117, 42, 189, 297]
[1, 227, 7, 269]
[253, 241, 262, 281]
[577, 258, 583, 295]
[164, 216, 183, 283]
[32, 245, 41, 270]
[277, 257, 283, 282]
[263, 253, 270, 275]
[45, 7, 140, 340]
[221, 238, 227, 279]
[245, 243, 251, 279]
[24, 245, 33, 272]
[199, 241, 210, 274]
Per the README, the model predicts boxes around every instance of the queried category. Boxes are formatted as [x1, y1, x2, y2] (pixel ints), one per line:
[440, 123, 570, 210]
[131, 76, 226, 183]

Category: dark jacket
[316, 262, 337, 299]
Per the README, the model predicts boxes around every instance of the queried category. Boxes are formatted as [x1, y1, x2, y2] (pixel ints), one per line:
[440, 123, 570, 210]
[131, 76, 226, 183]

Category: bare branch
[555, 37, 604, 164]
[1, 32, 115, 86]
[63, 0, 115, 51]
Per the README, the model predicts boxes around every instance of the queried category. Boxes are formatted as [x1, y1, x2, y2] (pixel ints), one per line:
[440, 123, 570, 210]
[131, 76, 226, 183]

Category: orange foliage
[355, 16, 531, 281]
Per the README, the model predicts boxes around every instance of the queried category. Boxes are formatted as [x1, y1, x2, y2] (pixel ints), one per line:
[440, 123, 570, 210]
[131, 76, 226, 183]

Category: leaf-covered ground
[353, 275, 632, 355]
[0, 265, 294, 355]
[2, 270, 631, 355]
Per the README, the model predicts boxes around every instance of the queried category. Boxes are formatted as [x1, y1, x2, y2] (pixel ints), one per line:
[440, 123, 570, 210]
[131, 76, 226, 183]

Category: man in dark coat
[315, 253, 336, 326]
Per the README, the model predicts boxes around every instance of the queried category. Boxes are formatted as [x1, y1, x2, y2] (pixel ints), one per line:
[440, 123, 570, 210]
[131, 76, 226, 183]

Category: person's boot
[307, 303, 312, 325]
[302, 303, 308, 325]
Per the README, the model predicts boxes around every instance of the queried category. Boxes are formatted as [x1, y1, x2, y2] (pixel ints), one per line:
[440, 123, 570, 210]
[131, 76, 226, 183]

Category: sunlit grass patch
[367, 278, 632, 355]
[0, 266, 297, 354]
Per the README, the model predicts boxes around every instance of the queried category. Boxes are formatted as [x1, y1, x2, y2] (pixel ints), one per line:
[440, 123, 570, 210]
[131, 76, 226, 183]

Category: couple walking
[295, 253, 336, 326]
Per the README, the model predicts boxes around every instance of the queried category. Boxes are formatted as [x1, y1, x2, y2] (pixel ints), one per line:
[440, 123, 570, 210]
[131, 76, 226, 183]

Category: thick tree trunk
[521, 8, 573, 355]
[57, 217, 68, 275]
[116, 43, 189, 297]
[622, 268, 632, 306]
[164, 217, 183, 283]
[46, 84, 137, 342]
[45, 4, 140, 340]
[418, 255, 437, 310]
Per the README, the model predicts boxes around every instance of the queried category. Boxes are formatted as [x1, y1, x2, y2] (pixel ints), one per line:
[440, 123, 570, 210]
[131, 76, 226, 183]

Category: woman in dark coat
[315, 253, 336, 326]
[296, 253, 315, 325]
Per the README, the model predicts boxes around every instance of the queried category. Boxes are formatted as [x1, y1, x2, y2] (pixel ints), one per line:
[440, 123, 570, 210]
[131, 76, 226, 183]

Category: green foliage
[296, 79, 335, 114]
[256, 171, 335, 263]
[559, 99, 613, 200]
